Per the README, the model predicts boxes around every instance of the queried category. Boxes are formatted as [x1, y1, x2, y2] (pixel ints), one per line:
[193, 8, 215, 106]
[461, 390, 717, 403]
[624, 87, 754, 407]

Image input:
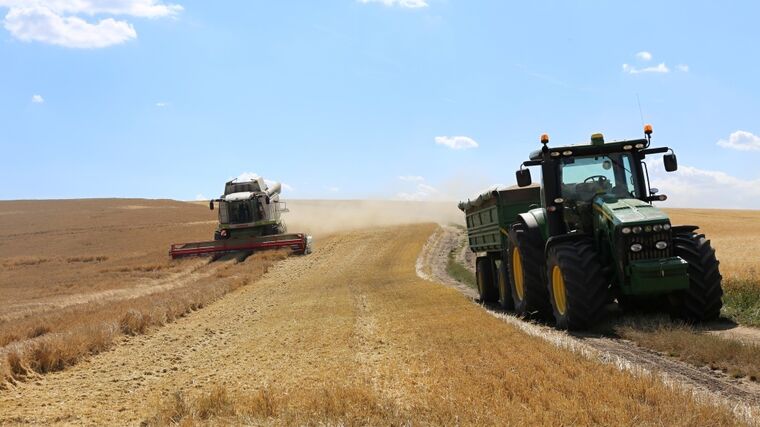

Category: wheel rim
[512, 249, 525, 301]
[552, 265, 567, 315]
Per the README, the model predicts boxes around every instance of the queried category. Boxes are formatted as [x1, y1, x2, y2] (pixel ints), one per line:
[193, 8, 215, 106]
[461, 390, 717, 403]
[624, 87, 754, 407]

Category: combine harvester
[459, 125, 723, 330]
[170, 176, 312, 260]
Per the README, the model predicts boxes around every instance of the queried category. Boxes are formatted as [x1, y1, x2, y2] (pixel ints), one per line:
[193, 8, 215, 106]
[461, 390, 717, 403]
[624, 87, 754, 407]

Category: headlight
[644, 225, 652, 232]
[632, 226, 643, 234]
[663, 224, 671, 230]
[653, 224, 663, 232]
[630, 243, 643, 252]
[621, 227, 631, 234]
[655, 241, 668, 250]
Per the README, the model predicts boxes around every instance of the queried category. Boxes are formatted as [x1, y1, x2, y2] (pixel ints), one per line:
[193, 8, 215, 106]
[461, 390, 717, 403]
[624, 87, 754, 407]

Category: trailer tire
[476, 256, 498, 303]
[507, 223, 551, 318]
[670, 230, 723, 322]
[496, 259, 515, 310]
[546, 240, 608, 330]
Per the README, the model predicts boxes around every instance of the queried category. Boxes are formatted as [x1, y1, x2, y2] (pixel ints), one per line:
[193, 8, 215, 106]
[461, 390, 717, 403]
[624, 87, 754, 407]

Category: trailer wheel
[476, 256, 498, 303]
[496, 259, 515, 310]
[546, 240, 608, 330]
[507, 223, 551, 318]
[670, 230, 723, 322]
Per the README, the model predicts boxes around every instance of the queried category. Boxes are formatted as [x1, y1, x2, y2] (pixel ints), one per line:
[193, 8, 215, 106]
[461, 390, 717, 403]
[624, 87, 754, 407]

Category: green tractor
[503, 126, 722, 330]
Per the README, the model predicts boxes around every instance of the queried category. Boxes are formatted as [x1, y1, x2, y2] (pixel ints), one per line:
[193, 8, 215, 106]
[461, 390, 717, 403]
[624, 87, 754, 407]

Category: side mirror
[209, 200, 214, 210]
[650, 187, 659, 195]
[516, 169, 532, 187]
[664, 153, 678, 172]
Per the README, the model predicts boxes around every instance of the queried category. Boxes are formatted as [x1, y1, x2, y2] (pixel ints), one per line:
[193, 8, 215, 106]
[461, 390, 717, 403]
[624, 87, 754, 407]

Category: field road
[0, 225, 744, 425]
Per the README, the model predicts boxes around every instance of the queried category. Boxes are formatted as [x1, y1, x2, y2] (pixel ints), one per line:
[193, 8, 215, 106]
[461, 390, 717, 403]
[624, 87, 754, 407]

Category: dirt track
[0, 224, 744, 425]
[418, 225, 760, 423]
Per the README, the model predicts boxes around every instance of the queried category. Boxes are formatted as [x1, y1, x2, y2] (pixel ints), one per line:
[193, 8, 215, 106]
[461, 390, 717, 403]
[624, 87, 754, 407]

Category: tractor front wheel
[476, 256, 498, 303]
[670, 230, 723, 322]
[546, 240, 608, 330]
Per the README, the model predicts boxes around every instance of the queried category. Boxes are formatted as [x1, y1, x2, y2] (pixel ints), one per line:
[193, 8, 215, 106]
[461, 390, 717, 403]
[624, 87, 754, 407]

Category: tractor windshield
[221, 200, 256, 224]
[559, 153, 638, 203]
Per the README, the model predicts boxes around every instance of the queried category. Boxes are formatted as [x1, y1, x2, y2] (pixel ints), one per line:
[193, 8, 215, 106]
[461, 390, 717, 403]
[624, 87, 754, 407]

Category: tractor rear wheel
[546, 240, 608, 330]
[507, 223, 551, 318]
[670, 229, 723, 322]
[476, 256, 498, 303]
[496, 259, 515, 310]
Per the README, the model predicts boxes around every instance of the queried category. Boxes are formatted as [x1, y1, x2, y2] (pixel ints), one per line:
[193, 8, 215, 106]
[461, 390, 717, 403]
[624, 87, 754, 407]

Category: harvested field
[1, 199, 758, 425]
[0, 223, 741, 425]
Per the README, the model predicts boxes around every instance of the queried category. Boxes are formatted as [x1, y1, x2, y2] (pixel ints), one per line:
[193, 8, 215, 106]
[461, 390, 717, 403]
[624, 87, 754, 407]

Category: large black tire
[546, 240, 608, 330]
[507, 223, 551, 318]
[496, 258, 515, 310]
[670, 229, 723, 322]
[476, 256, 498, 303]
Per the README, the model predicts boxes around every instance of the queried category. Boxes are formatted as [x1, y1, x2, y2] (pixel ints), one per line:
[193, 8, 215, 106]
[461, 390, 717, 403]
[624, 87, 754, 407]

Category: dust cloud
[284, 200, 464, 238]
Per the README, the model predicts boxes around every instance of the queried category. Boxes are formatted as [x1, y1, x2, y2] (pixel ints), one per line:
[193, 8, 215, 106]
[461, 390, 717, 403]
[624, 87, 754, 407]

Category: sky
[1, 0, 760, 208]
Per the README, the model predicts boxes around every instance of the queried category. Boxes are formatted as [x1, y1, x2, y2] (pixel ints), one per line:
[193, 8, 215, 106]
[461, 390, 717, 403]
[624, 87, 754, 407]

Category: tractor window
[559, 153, 638, 202]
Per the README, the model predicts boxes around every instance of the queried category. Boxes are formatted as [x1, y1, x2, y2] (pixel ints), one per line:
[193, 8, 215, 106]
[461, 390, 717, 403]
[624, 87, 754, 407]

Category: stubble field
[0, 199, 758, 425]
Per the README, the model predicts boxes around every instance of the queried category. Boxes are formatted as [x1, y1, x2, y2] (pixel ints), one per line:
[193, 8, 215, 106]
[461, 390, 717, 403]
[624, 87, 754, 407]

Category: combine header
[170, 176, 312, 260]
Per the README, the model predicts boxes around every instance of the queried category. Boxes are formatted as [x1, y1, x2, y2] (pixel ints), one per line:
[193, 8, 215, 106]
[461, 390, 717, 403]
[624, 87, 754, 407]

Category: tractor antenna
[636, 94, 650, 147]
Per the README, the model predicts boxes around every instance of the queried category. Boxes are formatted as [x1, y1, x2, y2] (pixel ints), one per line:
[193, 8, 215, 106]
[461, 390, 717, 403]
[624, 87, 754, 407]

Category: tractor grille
[625, 230, 673, 261]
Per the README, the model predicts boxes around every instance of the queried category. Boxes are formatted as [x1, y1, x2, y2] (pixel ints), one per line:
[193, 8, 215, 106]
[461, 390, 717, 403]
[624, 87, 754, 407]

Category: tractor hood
[594, 197, 669, 225]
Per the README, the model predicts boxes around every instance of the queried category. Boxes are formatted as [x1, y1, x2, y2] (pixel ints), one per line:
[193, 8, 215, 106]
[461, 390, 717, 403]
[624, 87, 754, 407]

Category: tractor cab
[516, 128, 677, 238]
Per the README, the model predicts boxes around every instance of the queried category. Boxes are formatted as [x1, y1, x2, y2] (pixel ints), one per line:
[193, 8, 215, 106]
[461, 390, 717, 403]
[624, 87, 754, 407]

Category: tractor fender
[516, 208, 547, 242]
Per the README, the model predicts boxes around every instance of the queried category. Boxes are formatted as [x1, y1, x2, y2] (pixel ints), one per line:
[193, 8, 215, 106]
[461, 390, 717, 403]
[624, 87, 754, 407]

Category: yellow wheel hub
[512, 249, 525, 301]
[552, 265, 567, 315]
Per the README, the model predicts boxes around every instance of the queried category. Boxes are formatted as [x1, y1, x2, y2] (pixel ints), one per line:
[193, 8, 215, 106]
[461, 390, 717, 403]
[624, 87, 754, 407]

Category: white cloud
[435, 135, 479, 150]
[358, 0, 428, 8]
[717, 130, 760, 152]
[155, 101, 169, 107]
[622, 52, 688, 75]
[235, 172, 260, 182]
[326, 186, 340, 193]
[635, 51, 652, 61]
[396, 182, 441, 201]
[0, 1, 182, 17]
[195, 193, 206, 201]
[647, 157, 760, 209]
[31, 94, 44, 103]
[398, 175, 424, 182]
[622, 62, 670, 74]
[0, 1, 181, 48]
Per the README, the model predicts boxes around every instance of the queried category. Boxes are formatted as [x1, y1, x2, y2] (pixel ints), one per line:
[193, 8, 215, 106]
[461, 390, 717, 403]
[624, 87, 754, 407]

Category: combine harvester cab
[459, 126, 723, 330]
[170, 176, 312, 260]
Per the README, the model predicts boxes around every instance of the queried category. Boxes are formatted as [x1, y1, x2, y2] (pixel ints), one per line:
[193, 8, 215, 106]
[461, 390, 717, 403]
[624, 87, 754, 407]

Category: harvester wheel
[546, 240, 608, 330]
[670, 229, 723, 322]
[476, 256, 498, 303]
[496, 259, 515, 310]
[507, 223, 551, 318]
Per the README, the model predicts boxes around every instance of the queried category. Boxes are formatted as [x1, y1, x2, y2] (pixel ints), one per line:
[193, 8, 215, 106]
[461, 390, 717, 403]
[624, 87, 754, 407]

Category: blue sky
[2, 0, 759, 208]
